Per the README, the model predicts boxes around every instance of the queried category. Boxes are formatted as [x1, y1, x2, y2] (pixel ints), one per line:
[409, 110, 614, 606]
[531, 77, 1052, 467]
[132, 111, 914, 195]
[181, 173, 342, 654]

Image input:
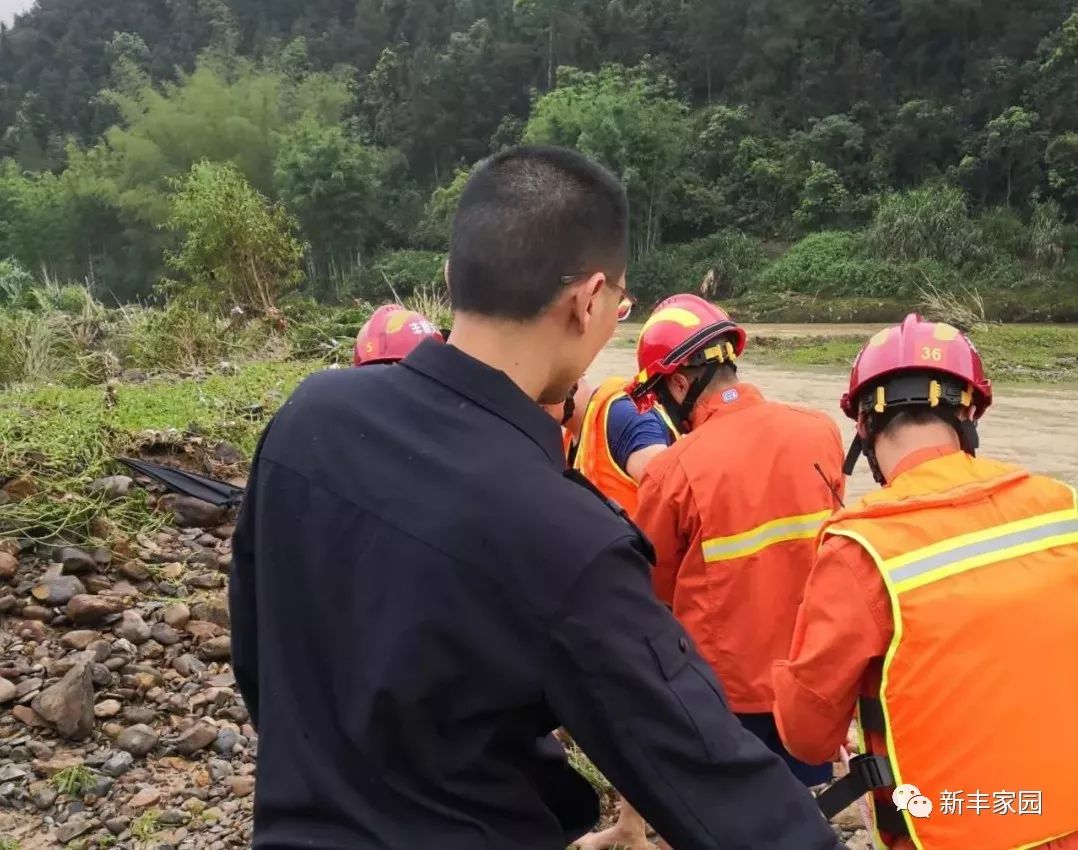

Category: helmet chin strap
[561, 383, 578, 427]
[656, 362, 720, 432]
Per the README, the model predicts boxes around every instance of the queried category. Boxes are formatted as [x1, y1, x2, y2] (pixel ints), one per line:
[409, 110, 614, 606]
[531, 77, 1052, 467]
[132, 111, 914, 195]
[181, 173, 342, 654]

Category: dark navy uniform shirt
[230, 340, 839, 850]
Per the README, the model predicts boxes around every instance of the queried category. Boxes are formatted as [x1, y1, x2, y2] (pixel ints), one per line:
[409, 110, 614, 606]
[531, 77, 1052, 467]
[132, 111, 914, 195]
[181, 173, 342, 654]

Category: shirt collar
[402, 339, 565, 466]
[890, 445, 963, 482]
[691, 382, 764, 429]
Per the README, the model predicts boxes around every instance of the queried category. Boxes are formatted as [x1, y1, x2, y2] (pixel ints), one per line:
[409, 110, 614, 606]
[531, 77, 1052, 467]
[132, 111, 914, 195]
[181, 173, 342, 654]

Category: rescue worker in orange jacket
[546, 377, 677, 515]
[352, 304, 444, 366]
[773, 314, 1078, 850]
[629, 293, 845, 791]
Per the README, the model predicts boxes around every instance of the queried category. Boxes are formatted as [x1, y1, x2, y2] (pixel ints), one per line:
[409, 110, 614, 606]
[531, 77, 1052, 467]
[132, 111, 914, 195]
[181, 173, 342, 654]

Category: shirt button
[678, 637, 688, 653]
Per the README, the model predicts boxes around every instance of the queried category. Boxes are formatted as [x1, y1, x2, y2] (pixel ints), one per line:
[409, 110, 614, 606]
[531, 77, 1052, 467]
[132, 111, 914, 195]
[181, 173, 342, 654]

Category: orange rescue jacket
[571, 376, 676, 515]
[635, 383, 845, 712]
[821, 452, 1078, 850]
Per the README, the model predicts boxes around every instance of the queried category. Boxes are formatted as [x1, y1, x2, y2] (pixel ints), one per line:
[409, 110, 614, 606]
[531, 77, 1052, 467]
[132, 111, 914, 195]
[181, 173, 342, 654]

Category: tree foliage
[0, 0, 1074, 304]
[524, 64, 691, 256]
[165, 161, 304, 312]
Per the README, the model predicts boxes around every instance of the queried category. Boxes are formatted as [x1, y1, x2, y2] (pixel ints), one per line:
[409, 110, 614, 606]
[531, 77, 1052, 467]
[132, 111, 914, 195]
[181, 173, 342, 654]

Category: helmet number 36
[921, 346, 944, 362]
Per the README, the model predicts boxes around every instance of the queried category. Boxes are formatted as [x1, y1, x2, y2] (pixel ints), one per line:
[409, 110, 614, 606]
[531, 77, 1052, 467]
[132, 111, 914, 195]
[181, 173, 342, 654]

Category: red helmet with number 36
[353, 304, 444, 367]
[626, 294, 747, 410]
[841, 313, 992, 421]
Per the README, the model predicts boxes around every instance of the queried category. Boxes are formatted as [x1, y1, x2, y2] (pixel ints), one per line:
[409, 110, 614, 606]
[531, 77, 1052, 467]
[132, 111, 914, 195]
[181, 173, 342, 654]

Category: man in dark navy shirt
[230, 146, 840, 850]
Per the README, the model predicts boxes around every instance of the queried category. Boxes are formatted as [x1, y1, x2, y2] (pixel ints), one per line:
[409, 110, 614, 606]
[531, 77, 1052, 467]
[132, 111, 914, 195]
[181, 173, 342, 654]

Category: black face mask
[561, 383, 579, 426]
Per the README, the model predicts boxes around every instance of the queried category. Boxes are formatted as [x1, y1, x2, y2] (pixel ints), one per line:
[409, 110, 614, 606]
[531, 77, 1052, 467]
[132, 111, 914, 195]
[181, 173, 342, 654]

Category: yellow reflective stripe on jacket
[702, 509, 831, 563]
[881, 508, 1078, 595]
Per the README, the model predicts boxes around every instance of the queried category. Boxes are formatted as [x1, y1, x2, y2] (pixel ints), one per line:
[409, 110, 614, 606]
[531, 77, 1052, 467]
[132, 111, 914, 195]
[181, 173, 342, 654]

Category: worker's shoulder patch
[721, 387, 739, 404]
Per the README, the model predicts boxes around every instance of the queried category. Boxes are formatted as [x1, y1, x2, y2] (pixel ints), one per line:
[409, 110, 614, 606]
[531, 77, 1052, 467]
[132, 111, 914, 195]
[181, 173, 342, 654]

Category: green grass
[0, 839, 21, 850]
[0, 359, 317, 539]
[130, 810, 162, 844]
[49, 765, 97, 798]
[746, 324, 1078, 383]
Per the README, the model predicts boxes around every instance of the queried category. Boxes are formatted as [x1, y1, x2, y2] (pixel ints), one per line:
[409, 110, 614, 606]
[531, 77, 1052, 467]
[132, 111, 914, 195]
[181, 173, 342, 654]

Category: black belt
[816, 754, 909, 835]
[815, 697, 911, 839]
[816, 753, 894, 819]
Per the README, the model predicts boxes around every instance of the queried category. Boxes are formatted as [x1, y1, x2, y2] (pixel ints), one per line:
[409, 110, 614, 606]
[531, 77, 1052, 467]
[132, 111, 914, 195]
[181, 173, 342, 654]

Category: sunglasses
[560, 272, 635, 322]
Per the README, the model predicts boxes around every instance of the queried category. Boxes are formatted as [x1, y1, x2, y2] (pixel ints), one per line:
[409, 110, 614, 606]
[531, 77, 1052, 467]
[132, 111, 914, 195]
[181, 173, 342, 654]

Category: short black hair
[448, 145, 629, 320]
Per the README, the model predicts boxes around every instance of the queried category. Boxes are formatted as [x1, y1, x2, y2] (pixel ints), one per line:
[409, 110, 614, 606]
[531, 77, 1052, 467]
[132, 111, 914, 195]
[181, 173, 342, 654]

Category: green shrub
[0, 258, 36, 307]
[632, 231, 767, 306]
[357, 250, 444, 301]
[976, 207, 1028, 259]
[756, 231, 908, 296]
[794, 161, 850, 232]
[1028, 201, 1068, 268]
[118, 303, 232, 373]
[868, 184, 978, 263]
[286, 304, 373, 364]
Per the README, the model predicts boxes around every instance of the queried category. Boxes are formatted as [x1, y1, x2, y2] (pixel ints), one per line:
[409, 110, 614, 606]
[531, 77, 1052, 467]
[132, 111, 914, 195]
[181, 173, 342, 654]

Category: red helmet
[353, 304, 444, 367]
[841, 313, 992, 421]
[626, 294, 747, 410]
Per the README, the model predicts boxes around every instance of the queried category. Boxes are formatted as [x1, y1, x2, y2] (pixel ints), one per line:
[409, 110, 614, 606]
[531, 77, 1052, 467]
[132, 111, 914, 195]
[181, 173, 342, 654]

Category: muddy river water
[590, 323, 1078, 501]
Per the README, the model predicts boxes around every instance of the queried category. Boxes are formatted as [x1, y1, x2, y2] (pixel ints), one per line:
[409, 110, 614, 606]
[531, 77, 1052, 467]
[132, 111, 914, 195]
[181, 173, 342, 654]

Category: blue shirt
[606, 396, 674, 474]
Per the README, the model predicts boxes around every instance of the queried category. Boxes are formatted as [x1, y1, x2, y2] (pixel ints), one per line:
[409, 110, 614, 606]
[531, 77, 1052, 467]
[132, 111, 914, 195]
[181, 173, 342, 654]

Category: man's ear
[567, 272, 606, 331]
[665, 372, 689, 401]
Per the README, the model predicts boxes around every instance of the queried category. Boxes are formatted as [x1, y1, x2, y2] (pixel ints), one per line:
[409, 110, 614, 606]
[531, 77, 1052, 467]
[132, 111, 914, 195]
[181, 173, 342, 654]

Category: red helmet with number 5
[353, 304, 444, 367]
[626, 294, 747, 410]
[841, 313, 992, 421]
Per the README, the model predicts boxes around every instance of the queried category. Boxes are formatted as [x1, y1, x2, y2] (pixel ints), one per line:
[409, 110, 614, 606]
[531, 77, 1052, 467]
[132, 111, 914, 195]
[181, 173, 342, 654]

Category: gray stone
[213, 728, 240, 756]
[15, 676, 43, 699]
[186, 549, 219, 569]
[207, 760, 233, 782]
[30, 779, 58, 809]
[211, 442, 244, 465]
[117, 610, 152, 644]
[55, 814, 93, 843]
[101, 749, 135, 777]
[166, 496, 226, 529]
[175, 721, 217, 756]
[90, 475, 134, 499]
[0, 677, 16, 704]
[115, 724, 159, 757]
[31, 575, 86, 606]
[86, 772, 114, 798]
[174, 654, 206, 677]
[190, 599, 229, 627]
[163, 602, 191, 629]
[151, 622, 182, 646]
[94, 698, 123, 718]
[66, 594, 124, 625]
[187, 572, 224, 589]
[119, 560, 152, 582]
[0, 763, 28, 781]
[106, 816, 130, 835]
[21, 604, 52, 621]
[123, 706, 157, 725]
[198, 637, 230, 662]
[61, 630, 101, 650]
[0, 551, 18, 581]
[90, 663, 113, 687]
[30, 661, 95, 740]
[159, 808, 189, 825]
[58, 547, 97, 576]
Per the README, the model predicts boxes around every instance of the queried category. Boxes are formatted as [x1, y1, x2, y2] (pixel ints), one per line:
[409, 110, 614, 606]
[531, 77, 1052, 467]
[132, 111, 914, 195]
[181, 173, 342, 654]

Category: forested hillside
[0, 0, 1077, 311]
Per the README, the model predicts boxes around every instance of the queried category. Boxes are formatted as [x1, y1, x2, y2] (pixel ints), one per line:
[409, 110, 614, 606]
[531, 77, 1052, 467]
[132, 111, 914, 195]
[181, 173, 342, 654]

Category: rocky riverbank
[1, 440, 872, 849]
[0, 457, 252, 849]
